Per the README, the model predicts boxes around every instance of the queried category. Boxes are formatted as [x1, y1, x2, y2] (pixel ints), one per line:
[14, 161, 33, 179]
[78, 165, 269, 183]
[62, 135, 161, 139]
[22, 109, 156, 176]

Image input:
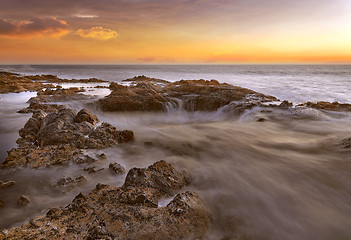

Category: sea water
[0, 65, 351, 240]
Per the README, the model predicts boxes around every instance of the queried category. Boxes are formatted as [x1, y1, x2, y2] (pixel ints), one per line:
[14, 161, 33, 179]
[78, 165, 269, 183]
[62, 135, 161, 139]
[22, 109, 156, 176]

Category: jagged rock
[86, 122, 134, 149]
[109, 162, 126, 174]
[17, 102, 64, 114]
[56, 176, 87, 192]
[298, 101, 351, 112]
[0, 180, 16, 189]
[74, 109, 99, 125]
[83, 167, 104, 174]
[2, 145, 83, 168]
[123, 160, 190, 197]
[2, 161, 210, 239]
[340, 138, 351, 148]
[99, 77, 277, 112]
[17, 195, 30, 207]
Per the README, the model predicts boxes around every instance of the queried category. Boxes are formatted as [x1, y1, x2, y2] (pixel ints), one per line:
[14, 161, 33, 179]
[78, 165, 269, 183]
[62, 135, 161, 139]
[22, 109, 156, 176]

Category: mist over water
[1, 64, 351, 103]
[1, 65, 351, 239]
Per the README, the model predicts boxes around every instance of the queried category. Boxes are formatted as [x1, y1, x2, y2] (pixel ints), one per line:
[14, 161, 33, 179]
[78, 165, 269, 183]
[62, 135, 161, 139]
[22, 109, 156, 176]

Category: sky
[0, 0, 350, 64]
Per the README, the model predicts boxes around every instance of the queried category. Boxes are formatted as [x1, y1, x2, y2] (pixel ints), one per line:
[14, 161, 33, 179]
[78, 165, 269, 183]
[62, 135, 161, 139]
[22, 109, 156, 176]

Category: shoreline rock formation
[2, 108, 134, 169]
[99, 75, 278, 112]
[0, 161, 211, 240]
[0, 71, 108, 94]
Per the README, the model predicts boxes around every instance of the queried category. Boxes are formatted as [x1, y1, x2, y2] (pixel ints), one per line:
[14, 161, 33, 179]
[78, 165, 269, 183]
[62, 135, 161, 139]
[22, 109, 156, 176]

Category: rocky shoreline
[1, 71, 351, 239]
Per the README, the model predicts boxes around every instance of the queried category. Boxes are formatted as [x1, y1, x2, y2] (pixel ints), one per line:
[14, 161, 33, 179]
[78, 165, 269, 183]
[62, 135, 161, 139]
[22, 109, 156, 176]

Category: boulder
[109, 162, 126, 174]
[1, 161, 210, 239]
[0, 180, 16, 190]
[17, 195, 30, 207]
[99, 77, 277, 112]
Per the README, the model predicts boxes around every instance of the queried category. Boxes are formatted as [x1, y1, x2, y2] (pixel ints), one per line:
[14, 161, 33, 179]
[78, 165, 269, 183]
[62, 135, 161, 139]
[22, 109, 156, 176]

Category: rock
[298, 101, 351, 112]
[74, 109, 99, 125]
[279, 100, 293, 108]
[17, 195, 30, 207]
[123, 160, 190, 197]
[86, 122, 134, 149]
[17, 102, 64, 114]
[109, 162, 126, 174]
[2, 161, 210, 239]
[83, 167, 104, 174]
[0, 180, 16, 189]
[56, 176, 87, 192]
[340, 138, 351, 148]
[99, 77, 277, 112]
[2, 145, 83, 168]
[0, 199, 4, 208]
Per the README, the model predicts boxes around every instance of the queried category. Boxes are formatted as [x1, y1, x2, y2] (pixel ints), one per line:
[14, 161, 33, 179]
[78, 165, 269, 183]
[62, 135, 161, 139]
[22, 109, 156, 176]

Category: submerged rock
[17, 195, 30, 207]
[99, 76, 277, 112]
[1, 161, 211, 239]
[109, 162, 126, 174]
[56, 176, 88, 192]
[0, 180, 16, 190]
[298, 101, 351, 112]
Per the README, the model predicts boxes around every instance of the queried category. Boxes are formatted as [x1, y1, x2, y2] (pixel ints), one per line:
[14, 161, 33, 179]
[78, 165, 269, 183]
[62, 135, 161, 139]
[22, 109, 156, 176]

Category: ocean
[0, 64, 351, 239]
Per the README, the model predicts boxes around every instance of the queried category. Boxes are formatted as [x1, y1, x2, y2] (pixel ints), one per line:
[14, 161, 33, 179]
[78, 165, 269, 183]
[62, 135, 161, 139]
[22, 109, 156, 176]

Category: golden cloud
[76, 27, 118, 40]
[0, 17, 70, 38]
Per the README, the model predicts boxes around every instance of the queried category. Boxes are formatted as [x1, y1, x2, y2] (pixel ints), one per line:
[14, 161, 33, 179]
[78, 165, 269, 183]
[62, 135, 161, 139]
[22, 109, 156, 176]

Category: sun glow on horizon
[0, 0, 350, 64]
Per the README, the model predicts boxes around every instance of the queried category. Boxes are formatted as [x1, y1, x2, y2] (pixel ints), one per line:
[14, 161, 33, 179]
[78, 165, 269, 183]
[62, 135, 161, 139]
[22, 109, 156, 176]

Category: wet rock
[29, 87, 93, 103]
[0, 180, 16, 189]
[17, 195, 30, 207]
[0, 72, 48, 93]
[56, 176, 87, 192]
[86, 122, 134, 148]
[74, 109, 99, 125]
[279, 100, 293, 108]
[109, 162, 126, 174]
[100, 77, 277, 112]
[298, 101, 351, 112]
[17, 102, 64, 114]
[2, 161, 210, 239]
[340, 138, 351, 148]
[100, 82, 168, 111]
[2, 145, 83, 168]
[83, 167, 104, 174]
[123, 160, 190, 197]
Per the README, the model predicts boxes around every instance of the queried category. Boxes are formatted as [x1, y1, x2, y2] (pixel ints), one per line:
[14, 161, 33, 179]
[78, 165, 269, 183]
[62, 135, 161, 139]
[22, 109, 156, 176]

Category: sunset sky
[0, 0, 350, 64]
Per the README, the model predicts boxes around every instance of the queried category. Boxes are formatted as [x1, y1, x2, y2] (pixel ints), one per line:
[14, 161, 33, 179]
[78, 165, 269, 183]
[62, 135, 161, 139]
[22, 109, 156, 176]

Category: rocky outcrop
[56, 176, 88, 192]
[99, 76, 278, 112]
[0, 71, 109, 94]
[17, 102, 65, 114]
[2, 108, 134, 168]
[1, 161, 211, 239]
[29, 87, 93, 103]
[0, 180, 16, 190]
[298, 101, 351, 112]
[109, 162, 126, 174]
[0, 72, 50, 93]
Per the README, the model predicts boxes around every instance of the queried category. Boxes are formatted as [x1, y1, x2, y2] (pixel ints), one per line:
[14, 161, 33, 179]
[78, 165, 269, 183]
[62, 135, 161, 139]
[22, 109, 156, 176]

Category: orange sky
[0, 0, 350, 64]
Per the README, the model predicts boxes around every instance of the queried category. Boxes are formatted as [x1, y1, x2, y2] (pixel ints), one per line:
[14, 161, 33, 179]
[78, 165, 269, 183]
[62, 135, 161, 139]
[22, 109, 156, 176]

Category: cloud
[73, 14, 98, 18]
[0, 17, 70, 38]
[76, 26, 118, 40]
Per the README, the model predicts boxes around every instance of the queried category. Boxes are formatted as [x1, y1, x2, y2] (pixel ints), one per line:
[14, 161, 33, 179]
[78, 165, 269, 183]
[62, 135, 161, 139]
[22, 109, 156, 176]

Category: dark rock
[279, 100, 293, 108]
[109, 162, 126, 174]
[17, 195, 30, 207]
[17, 102, 64, 114]
[2, 161, 210, 239]
[298, 101, 351, 112]
[0, 199, 4, 208]
[0, 180, 16, 189]
[74, 109, 99, 125]
[340, 138, 351, 148]
[99, 77, 277, 112]
[83, 167, 104, 174]
[123, 160, 190, 197]
[56, 176, 87, 192]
